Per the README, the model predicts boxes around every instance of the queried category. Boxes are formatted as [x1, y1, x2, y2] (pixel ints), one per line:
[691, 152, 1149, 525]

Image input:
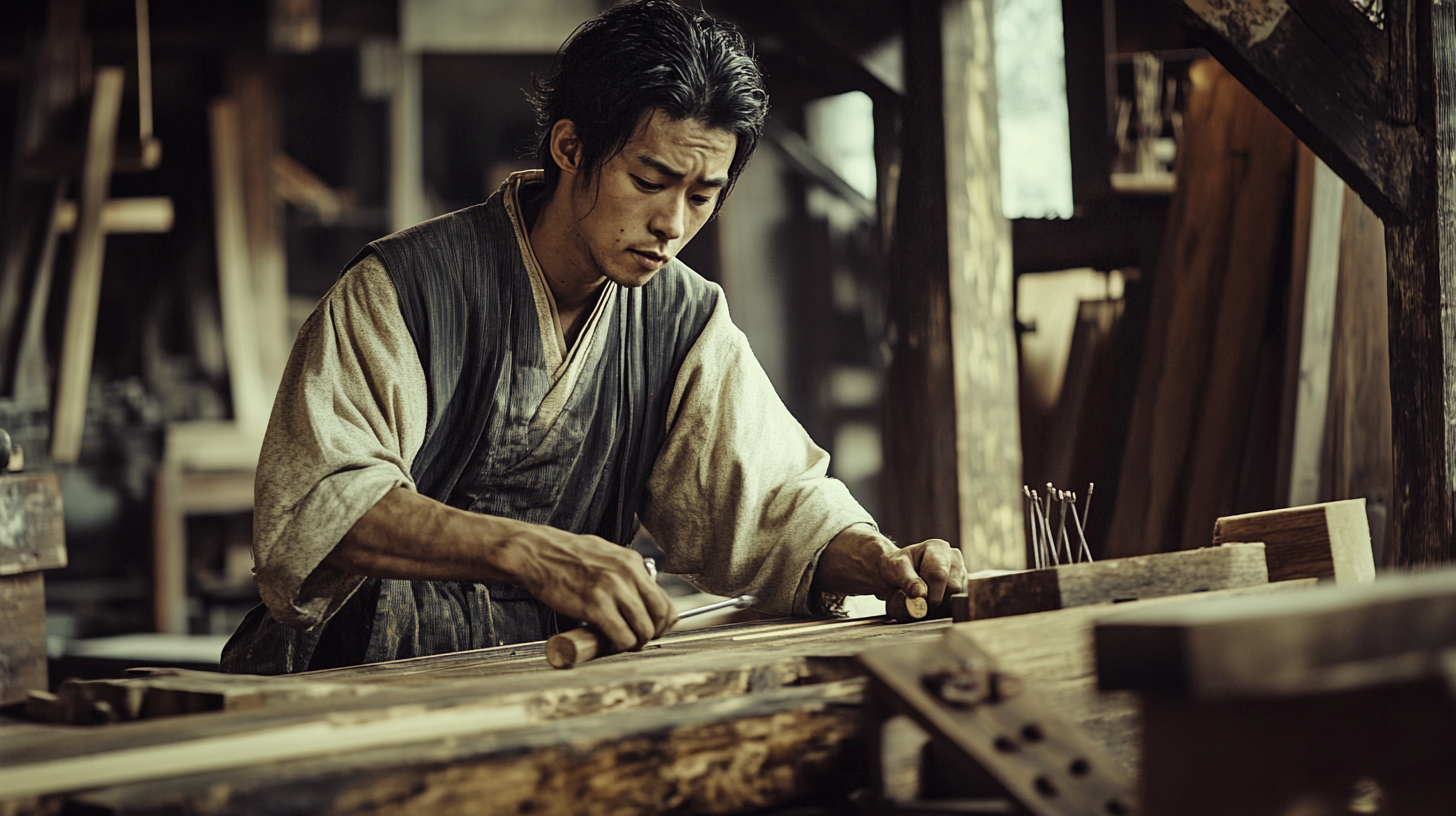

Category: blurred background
[1, 0, 1385, 676]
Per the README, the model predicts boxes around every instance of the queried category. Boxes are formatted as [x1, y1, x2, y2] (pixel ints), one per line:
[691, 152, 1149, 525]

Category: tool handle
[887, 590, 929, 622]
[546, 627, 614, 669]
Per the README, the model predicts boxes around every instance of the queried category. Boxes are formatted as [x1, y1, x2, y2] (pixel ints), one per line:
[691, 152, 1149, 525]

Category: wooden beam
[1095, 566, 1456, 699]
[52, 197, 174, 234]
[884, 0, 1022, 569]
[882, 1, 960, 553]
[1382, 0, 1456, 567]
[953, 542, 1269, 621]
[3, 676, 863, 810]
[1172, 0, 1413, 220]
[51, 67, 125, 464]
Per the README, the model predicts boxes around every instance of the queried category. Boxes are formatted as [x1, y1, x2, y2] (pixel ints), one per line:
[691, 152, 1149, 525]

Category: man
[222, 0, 965, 675]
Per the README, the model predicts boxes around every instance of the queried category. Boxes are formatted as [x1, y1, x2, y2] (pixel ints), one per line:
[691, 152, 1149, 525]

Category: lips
[628, 248, 669, 270]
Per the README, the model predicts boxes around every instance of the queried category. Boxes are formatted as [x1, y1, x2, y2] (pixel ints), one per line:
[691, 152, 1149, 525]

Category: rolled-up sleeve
[641, 293, 875, 617]
[252, 254, 428, 630]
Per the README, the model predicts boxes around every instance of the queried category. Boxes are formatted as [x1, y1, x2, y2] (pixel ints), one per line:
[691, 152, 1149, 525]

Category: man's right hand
[502, 529, 677, 652]
[331, 488, 676, 653]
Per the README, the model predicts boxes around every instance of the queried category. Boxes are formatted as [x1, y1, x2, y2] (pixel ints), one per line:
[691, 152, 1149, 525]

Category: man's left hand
[813, 526, 968, 610]
[872, 537, 966, 609]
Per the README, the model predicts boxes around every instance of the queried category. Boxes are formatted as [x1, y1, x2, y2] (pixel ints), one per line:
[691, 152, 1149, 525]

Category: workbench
[0, 577, 1313, 816]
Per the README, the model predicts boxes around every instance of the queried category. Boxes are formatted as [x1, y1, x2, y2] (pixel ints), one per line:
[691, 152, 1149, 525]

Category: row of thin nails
[1023, 483, 1095, 569]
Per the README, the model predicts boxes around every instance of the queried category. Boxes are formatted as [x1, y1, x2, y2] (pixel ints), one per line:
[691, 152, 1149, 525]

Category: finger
[913, 539, 959, 607]
[885, 551, 926, 598]
[921, 561, 952, 608]
[646, 584, 677, 639]
[628, 559, 677, 639]
[588, 600, 640, 654]
[615, 588, 657, 650]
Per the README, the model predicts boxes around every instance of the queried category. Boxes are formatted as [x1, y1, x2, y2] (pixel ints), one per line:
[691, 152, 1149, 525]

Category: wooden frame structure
[1171, 0, 1456, 564]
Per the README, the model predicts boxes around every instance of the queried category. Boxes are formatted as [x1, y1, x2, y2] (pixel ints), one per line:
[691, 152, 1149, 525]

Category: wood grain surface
[1214, 499, 1373, 584]
[1095, 567, 1456, 699]
[957, 543, 1269, 620]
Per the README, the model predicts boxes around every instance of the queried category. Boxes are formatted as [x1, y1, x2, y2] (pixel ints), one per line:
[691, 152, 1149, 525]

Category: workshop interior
[1, 0, 1454, 814]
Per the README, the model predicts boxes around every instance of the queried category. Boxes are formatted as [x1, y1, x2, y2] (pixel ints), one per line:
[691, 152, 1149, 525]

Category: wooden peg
[887, 590, 929, 622]
[545, 628, 613, 669]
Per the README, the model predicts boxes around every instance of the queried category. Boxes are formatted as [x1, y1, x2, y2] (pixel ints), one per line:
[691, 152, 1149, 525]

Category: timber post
[883, 0, 1024, 569]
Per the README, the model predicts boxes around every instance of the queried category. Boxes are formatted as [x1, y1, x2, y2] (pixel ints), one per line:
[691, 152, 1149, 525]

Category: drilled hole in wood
[994, 736, 1018, 753]
[1021, 723, 1045, 742]
[1034, 776, 1057, 797]
[1106, 798, 1129, 814]
[1069, 758, 1090, 777]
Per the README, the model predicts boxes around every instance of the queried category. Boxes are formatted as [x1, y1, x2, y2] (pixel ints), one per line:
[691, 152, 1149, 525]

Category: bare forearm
[328, 487, 538, 584]
[326, 487, 676, 650]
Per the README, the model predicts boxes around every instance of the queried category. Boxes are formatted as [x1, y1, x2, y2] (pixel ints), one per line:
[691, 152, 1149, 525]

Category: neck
[528, 181, 606, 318]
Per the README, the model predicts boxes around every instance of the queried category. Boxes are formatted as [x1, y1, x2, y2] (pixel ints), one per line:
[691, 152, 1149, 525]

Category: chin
[606, 267, 662, 289]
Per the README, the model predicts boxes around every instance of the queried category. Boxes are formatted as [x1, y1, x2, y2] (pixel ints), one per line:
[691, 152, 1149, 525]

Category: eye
[631, 175, 664, 192]
[690, 193, 715, 206]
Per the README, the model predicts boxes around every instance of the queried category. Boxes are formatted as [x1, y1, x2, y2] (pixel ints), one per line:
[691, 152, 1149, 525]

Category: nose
[649, 194, 686, 243]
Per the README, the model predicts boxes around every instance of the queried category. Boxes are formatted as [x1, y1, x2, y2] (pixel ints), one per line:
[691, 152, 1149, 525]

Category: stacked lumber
[1107, 59, 1299, 557]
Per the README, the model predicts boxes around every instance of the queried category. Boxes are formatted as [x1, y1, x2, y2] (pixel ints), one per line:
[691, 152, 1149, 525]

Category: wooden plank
[953, 543, 1268, 621]
[1284, 155, 1345, 507]
[0, 573, 47, 707]
[1321, 186, 1392, 560]
[1213, 499, 1373, 584]
[64, 680, 862, 816]
[234, 61, 290, 393]
[1174, 78, 1298, 552]
[208, 98, 270, 437]
[1095, 566, 1456, 699]
[1172, 0, 1414, 219]
[51, 67, 125, 464]
[1106, 59, 1290, 557]
[0, 472, 66, 575]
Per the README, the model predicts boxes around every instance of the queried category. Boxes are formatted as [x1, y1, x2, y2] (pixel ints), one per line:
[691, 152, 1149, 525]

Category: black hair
[530, 0, 768, 212]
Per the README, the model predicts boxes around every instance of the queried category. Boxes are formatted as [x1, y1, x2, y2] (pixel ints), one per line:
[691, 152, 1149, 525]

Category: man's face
[561, 110, 737, 288]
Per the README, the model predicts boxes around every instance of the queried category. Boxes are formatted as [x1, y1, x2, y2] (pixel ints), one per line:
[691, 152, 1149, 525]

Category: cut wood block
[952, 542, 1268, 621]
[1212, 498, 1373, 584]
[0, 572, 48, 707]
[0, 472, 67, 575]
[1095, 566, 1456, 700]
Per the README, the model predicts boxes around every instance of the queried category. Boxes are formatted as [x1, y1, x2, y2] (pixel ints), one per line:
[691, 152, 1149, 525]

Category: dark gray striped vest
[221, 175, 718, 674]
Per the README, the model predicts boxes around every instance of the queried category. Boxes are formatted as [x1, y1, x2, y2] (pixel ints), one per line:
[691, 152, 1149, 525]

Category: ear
[548, 119, 582, 180]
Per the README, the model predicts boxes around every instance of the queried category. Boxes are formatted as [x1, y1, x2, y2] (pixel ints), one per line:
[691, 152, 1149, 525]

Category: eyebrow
[637, 154, 730, 188]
